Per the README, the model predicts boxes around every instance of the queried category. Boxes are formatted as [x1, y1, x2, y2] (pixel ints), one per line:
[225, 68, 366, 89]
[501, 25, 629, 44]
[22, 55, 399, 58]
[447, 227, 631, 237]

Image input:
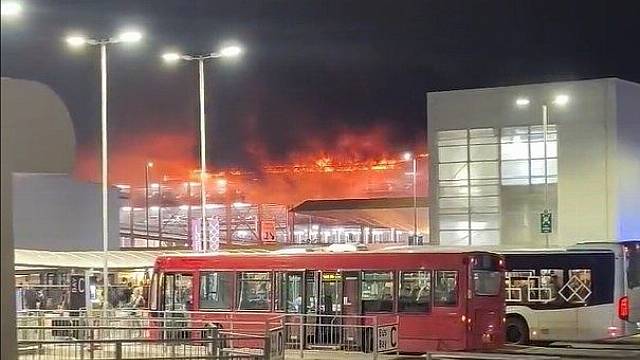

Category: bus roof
[155, 245, 499, 259]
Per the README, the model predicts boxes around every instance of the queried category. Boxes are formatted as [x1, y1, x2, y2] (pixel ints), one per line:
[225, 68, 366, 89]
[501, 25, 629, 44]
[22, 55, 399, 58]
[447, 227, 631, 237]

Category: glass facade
[437, 126, 557, 246]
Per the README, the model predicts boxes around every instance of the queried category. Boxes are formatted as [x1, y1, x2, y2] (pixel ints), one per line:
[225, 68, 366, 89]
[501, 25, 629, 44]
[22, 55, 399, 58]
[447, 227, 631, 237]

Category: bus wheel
[505, 316, 529, 345]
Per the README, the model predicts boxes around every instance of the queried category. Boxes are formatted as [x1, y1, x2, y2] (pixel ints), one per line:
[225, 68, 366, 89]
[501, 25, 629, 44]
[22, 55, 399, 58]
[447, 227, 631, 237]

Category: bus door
[318, 271, 343, 346]
[342, 272, 362, 349]
[162, 273, 193, 339]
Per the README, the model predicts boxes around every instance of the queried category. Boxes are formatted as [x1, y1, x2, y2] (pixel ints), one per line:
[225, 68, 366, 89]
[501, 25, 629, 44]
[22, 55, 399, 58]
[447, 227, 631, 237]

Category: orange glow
[73, 127, 427, 205]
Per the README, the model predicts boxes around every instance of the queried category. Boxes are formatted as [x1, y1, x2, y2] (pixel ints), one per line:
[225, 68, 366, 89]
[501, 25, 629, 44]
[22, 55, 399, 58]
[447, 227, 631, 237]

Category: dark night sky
[2, 0, 639, 171]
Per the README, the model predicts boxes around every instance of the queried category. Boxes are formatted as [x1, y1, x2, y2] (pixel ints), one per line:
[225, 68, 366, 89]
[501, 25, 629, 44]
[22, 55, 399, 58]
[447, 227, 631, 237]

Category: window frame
[199, 271, 234, 311]
[433, 270, 459, 307]
[274, 271, 304, 313]
[360, 271, 395, 313]
[235, 271, 273, 312]
[398, 270, 433, 313]
[472, 270, 502, 296]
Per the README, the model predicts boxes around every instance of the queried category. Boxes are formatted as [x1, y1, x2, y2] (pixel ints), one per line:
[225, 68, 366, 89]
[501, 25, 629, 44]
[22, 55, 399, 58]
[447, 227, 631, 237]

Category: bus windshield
[472, 254, 502, 296]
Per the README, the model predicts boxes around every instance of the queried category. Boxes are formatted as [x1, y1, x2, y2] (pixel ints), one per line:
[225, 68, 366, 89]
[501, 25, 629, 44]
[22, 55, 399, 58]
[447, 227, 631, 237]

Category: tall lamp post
[66, 30, 142, 310]
[144, 161, 153, 246]
[515, 94, 569, 248]
[162, 45, 242, 251]
[403, 152, 418, 245]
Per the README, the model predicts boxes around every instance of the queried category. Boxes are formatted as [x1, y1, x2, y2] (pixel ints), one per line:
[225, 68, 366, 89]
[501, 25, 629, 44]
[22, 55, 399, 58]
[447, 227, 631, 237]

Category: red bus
[149, 247, 505, 352]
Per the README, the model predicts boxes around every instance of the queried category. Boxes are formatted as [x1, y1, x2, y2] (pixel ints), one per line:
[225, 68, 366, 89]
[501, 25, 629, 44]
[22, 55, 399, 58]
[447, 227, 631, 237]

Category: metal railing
[17, 310, 398, 359]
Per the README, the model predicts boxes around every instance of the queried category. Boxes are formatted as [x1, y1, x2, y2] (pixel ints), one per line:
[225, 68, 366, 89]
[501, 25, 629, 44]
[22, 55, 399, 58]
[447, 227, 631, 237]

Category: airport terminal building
[427, 78, 640, 248]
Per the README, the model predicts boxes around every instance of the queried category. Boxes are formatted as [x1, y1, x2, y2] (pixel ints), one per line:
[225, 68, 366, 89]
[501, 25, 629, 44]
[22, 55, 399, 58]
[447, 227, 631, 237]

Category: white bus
[503, 240, 639, 344]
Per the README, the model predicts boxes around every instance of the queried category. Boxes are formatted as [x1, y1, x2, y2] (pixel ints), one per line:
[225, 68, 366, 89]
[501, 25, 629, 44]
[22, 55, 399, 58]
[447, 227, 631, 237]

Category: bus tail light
[618, 296, 629, 320]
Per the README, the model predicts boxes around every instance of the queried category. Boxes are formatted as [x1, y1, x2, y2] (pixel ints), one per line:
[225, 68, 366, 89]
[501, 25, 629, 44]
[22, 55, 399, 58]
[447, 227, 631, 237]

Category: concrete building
[427, 78, 640, 248]
[13, 173, 120, 251]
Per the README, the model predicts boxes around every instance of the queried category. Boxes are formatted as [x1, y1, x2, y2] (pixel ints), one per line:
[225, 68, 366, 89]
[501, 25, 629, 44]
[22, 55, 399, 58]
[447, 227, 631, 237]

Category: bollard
[115, 341, 122, 360]
[207, 326, 219, 357]
[264, 332, 272, 360]
[372, 322, 378, 360]
[299, 316, 304, 359]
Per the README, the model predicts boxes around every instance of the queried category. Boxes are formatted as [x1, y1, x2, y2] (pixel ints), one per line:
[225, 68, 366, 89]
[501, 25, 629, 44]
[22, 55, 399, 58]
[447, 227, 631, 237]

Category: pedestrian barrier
[17, 310, 399, 359]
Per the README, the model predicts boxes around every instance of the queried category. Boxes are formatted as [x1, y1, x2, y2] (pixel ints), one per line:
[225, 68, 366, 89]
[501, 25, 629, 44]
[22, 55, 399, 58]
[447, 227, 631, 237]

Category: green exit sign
[540, 210, 552, 233]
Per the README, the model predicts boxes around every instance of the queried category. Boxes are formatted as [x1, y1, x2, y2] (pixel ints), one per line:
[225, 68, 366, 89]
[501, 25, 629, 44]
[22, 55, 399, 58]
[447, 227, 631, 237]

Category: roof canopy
[14, 249, 188, 270]
[291, 197, 429, 232]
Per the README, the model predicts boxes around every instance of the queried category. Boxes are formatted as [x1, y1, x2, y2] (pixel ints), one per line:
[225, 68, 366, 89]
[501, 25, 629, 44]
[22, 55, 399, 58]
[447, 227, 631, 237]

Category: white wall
[12, 173, 120, 251]
[427, 78, 640, 247]
[613, 80, 640, 239]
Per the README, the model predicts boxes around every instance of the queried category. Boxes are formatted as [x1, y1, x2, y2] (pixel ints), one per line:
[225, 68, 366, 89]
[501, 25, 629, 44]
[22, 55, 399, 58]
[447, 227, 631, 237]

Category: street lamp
[144, 161, 153, 246]
[1, 1, 22, 17]
[515, 94, 569, 247]
[162, 44, 242, 251]
[66, 29, 142, 311]
[403, 152, 418, 245]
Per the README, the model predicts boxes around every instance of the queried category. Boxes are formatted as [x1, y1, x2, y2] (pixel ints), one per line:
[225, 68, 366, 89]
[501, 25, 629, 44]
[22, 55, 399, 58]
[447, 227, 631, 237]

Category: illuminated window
[501, 125, 557, 185]
[237, 272, 272, 310]
[275, 272, 303, 313]
[399, 271, 431, 312]
[361, 272, 394, 312]
[200, 272, 233, 310]
[437, 129, 500, 246]
[434, 271, 458, 307]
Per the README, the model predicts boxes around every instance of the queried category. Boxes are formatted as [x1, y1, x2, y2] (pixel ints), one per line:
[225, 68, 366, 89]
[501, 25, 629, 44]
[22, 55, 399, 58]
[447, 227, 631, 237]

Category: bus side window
[398, 271, 432, 313]
[275, 272, 303, 313]
[149, 272, 158, 311]
[361, 272, 394, 312]
[164, 274, 175, 311]
[434, 271, 458, 307]
[564, 269, 592, 304]
[200, 272, 233, 310]
[237, 272, 272, 311]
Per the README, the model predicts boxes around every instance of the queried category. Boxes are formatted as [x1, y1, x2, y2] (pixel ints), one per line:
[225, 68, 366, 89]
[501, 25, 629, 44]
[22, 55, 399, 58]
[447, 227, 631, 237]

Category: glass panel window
[361, 272, 394, 312]
[175, 275, 193, 311]
[470, 196, 499, 212]
[439, 215, 469, 230]
[149, 273, 158, 311]
[439, 198, 469, 210]
[627, 244, 640, 289]
[470, 144, 498, 161]
[434, 271, 458, 306]
[470, 185, 499, 196]
[470, 230, 500, 245]
[439, 163, 468, 181]
[439, 231, 469, 246]
[505, 269, 564, 304]
[470, 214, 499, 230]
[531, 159, 546, 177]
[547, 159, 558, 176]
[399, 271, 431, 312]
[237, 272, 272, 310]
[502, 127, 529, 137]
[438, 129, 468, 146]
[470, 162, 498, 179]
[501, 160, 529, 179]
[275, 272, 303, 313]
[200, 272, 233, 310]
[439, 186, 469, 197]
[562, 269, 592, 304]
[439, 146, 468, 163]
[473, 271, 501, 296]
[163, 274, 174, 311]
[501, 142, 529, 160]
